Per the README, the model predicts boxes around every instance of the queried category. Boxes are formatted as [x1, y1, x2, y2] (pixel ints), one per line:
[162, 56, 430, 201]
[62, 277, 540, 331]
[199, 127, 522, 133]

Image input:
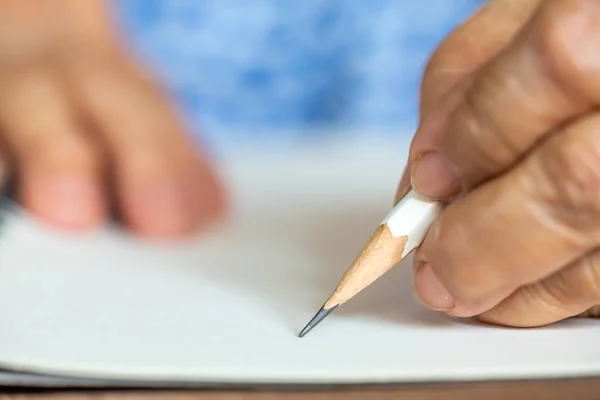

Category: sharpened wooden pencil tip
[298, 304, 338, 337]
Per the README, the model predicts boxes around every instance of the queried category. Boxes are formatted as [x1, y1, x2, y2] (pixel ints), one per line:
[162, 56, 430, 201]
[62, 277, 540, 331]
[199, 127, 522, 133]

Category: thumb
[477, 251, 600, 327]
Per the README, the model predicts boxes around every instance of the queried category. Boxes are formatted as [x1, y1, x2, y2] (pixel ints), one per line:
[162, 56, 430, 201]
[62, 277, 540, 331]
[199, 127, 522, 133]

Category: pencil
[298, 189, 441, 337]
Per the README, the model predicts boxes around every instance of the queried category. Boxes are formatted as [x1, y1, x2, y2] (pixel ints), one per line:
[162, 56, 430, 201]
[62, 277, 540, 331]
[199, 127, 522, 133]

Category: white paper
[0, 137, 597, 385]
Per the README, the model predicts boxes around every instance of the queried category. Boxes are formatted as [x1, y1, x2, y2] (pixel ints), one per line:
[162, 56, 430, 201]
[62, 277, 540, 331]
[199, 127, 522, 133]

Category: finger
[413, 111, 600, 317]
[409, 0, 600, 199]
[419, 0, 542, 118]
[397, 0, 541, 202]
[67, 52, 226, 238]
[477, 248, 600, 327]
[0, 67, 105, 229]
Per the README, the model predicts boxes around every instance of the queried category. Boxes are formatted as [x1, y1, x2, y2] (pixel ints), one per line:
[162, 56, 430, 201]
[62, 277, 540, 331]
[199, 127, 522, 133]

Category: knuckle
[534, 125, 600, 231]
[537, 0, 600, 98]
[537, 271, 576, 310]
[579, 254, 600, 302]
[444, 88, 517, 183]
[522, 281, 575, 317]
[560, 146, 600, 208]
[541, 254, 600, 312]
[421, 45, 453, 90]
[419, 52, 446, 111]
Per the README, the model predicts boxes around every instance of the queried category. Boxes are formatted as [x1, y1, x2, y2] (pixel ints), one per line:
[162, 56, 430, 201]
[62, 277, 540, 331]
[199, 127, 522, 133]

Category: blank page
[0, 138, 597, 385]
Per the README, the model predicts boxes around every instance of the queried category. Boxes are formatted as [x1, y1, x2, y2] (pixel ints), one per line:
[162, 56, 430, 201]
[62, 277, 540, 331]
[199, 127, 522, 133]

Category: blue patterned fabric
[116, 1, 486, 149]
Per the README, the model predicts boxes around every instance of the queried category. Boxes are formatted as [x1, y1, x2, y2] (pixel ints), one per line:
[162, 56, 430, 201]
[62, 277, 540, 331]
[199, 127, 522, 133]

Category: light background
[115, 1, 485, 151]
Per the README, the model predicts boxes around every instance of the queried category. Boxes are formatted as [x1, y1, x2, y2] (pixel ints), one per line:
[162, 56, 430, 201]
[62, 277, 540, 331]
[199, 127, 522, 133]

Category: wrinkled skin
[401, 0, 600, 326]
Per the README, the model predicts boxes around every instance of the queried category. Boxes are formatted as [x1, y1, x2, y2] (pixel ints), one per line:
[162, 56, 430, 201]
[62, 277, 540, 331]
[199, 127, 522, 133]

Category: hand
[0, 0, 226, 238]
[400, 0, 600, 326]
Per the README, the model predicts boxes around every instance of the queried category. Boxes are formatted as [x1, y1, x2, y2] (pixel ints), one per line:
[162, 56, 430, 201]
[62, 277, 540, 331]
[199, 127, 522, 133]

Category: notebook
[0, 136, 598, 388]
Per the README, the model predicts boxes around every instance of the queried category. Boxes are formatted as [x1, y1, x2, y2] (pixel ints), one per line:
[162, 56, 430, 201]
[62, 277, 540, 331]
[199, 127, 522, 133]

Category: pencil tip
[298, 304, 338, 337]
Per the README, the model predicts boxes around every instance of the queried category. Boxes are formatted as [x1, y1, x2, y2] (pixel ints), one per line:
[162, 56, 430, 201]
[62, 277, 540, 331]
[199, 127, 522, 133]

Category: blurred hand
[0, 0, 226, 238]
[400, 0, 600, 326]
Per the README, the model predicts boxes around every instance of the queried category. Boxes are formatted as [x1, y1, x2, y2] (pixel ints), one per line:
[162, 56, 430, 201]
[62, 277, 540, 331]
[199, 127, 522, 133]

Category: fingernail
[394, 165, 412, 205]
[411, 152, 461, 199]
[44, 178, 103, 227]
[413, 262, 455, 311]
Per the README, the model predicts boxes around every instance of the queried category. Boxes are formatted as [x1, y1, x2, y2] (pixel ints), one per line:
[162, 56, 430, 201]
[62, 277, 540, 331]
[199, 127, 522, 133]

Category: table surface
[3, 378, 600, 400]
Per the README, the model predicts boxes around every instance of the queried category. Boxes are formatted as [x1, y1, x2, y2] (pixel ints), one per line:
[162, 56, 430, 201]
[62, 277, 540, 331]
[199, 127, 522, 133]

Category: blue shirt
[117, 0, 485, 150]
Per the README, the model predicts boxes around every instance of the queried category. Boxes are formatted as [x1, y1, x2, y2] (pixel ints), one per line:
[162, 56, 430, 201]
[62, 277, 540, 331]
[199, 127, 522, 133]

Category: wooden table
[3, 378, 600, 400]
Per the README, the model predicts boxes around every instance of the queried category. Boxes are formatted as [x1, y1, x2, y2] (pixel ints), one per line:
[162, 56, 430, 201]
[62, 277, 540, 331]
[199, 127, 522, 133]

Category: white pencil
[298, 189, 441, 337]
